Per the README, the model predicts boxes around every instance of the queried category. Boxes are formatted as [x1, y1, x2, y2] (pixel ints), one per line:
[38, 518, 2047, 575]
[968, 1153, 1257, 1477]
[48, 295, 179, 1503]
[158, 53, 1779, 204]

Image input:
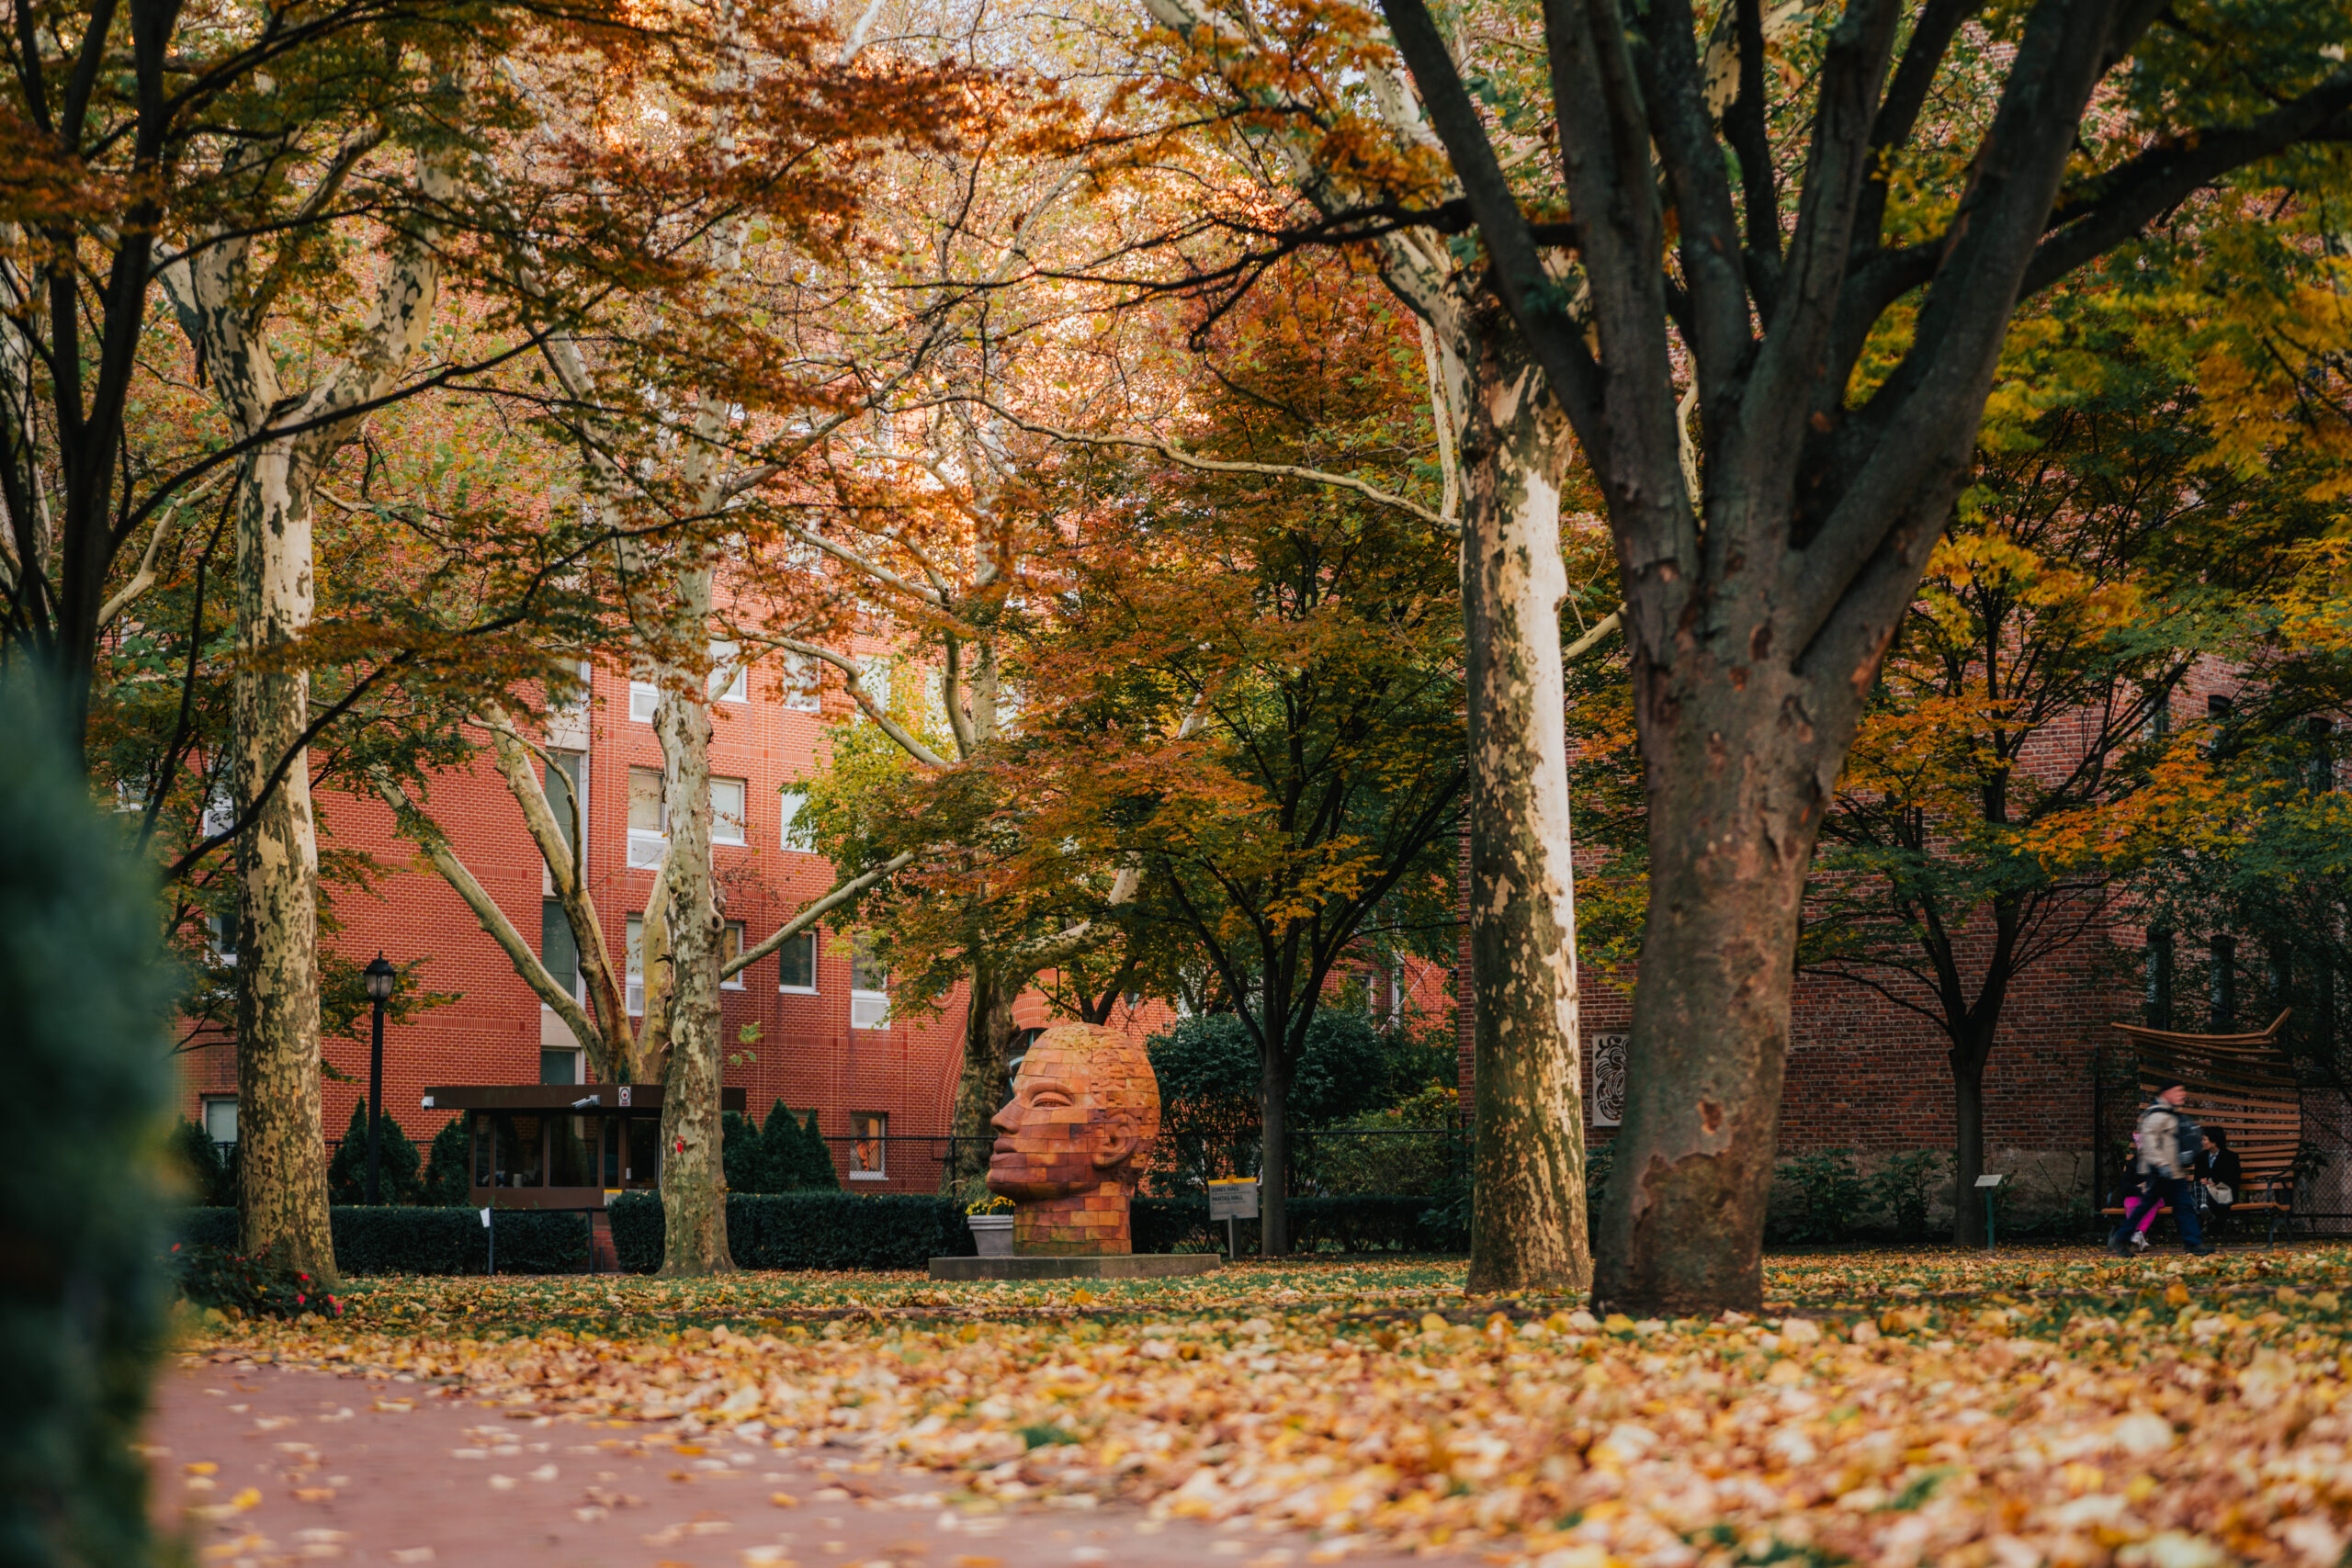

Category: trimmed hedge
[175, 1207, 591, 1276]
[608, 1192, 972, 1272]
[1136, 1195, 1467, 1256]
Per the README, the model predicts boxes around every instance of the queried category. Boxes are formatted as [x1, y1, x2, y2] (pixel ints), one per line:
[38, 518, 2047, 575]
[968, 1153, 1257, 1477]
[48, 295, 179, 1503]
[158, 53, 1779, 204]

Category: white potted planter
[967, 1213, 1014, 1258]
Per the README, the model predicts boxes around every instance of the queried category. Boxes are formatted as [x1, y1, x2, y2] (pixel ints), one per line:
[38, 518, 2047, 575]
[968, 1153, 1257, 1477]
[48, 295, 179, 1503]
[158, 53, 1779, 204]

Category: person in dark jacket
[2109, 1081, 2213, 1256]
[2195, 1124, 2242, 1220]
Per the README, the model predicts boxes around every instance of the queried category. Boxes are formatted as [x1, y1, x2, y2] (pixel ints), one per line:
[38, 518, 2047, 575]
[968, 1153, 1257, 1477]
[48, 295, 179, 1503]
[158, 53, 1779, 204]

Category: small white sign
[1974, 1174, 2006, 1189]
[1208, 1179, 1260, 1220]
[481, 1207, 492, 1227]
[617, 1085, 632, 1107]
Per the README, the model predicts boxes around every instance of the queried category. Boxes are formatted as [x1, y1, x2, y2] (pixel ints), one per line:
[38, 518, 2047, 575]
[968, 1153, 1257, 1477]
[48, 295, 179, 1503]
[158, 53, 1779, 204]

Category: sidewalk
[143, 1359, 1422, 1568]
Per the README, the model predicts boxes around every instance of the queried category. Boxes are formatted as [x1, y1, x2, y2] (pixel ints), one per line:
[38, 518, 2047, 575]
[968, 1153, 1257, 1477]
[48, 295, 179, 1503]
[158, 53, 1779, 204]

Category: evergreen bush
[1135, 1195, 1466, 1256]
[420, 1116, 471, 1205]
[167, 1117, 237, 1208]
[607, 1192, 966, 1270]
[796, 1109, 839, 1189]
[0, 682, 176, 1568]
[175, 1208, 590, 1274]
[722, 1109, 762, 1191]
[325, 1099, 422, 1204]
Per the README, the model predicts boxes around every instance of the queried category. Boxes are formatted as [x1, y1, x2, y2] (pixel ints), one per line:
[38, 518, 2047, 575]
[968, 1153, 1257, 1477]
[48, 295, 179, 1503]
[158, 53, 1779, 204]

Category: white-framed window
[722, 921, 746, 988]
[849, 1111, 888, 1179]
[201, 1096, 238, 1145]
[711, 639, 748, 703]
[627, 766, 667, 868]
[539, 1047, 582, 1086]
[779, 784, 813, 851]
[711, 776, 747, 845]
[626, 914, 646, 1016]
[552, 659, 594, 716]
[629, 675, 660, 724]
[776, 929, 818, 993]
[850, 937, 890, 1031]
[781, 651, 821, 712]
[541, 898, 583, 1001]
[209, 909, 237, 966]
[545, 750, 585, 869]
[855, 654, 893, 715]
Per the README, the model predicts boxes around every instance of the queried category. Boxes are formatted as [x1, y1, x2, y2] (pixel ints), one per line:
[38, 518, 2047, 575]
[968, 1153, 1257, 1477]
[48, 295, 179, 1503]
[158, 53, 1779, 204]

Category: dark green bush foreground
[2, 682, 176, 1568]
[168, 1244, 344, 1319]
[1136, 1195, 1468, 1256]
[177, 1207, 591, 1275]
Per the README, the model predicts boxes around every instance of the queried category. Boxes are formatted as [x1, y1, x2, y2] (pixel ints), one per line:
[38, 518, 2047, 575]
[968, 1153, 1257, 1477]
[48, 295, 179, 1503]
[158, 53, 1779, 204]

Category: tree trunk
[1593, 664, 1853, 1315]
[1454, 315, 1590, 1294]
[1951, 1048, 1988, 1247]
[944, 960, 1020, 1188]
[655, 580, 733, 1277]
[232, 449, 335, 1284]
[1259, 1045, 1294, 1257]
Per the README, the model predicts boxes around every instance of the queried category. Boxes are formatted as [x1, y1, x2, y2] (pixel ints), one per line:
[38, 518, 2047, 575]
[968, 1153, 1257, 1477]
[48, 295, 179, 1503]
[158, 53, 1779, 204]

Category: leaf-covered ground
[179, 1246, 2352, 1566]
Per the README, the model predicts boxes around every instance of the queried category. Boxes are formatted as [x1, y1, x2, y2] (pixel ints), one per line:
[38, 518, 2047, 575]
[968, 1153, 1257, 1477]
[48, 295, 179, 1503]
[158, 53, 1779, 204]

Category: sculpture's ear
[1092, 1111, 1139, 1170]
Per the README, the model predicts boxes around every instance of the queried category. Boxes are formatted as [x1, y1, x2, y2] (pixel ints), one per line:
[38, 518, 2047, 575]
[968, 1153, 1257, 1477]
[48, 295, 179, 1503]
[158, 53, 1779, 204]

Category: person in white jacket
[2109, 1081, 2212, 1256]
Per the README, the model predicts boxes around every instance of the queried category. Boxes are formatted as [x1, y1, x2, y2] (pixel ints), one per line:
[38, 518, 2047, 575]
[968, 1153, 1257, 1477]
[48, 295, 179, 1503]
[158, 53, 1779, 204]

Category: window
[209, 908, 238, 966]
[711, 776, 747, 845]
[779, 784, 813, 851]
[545, 751, 585, 868]
[2144, 931, 2175, 1030]
[626, 915, 646, 1015]
[2210, 934, 2237, 1032]
[781, 651, 821, 712]
[541, 899, 582, 999]
[539, 1048, 581, 1085]
[711, 640, 748, 703]
[2310, 718, 2335, 796]
[849, 1111, 888, 1179]
[722, 921, 746, 988]
[202, 1097, 238, 1145]
[628, 766, 667, 868]
[777, 930, 818, 993]
[629, 674, 660, 724]
[850, 938, 890, 1030]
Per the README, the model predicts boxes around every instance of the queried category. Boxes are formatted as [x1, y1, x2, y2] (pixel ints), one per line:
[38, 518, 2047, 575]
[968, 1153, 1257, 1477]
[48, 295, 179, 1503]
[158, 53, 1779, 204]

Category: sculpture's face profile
[985, 1026, 1158, 1201]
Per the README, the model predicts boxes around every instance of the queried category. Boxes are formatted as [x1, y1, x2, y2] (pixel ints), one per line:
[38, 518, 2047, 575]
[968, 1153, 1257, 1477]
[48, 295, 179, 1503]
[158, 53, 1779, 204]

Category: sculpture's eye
[1030, 1091, 1071, 1109]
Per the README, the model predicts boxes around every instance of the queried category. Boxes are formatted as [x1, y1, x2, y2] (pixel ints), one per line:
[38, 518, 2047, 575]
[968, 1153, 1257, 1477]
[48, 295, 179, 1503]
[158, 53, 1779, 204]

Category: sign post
[1974, 1173, 2006, 1250]
[1207, 1178, 1259, 1259]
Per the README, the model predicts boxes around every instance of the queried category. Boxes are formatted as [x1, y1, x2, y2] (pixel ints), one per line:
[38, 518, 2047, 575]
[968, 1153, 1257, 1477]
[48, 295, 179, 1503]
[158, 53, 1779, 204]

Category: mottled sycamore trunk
[232, 449, 334, 1283]
[656, 570, 733, 1276]
[945, 963, 1020, 1188]
[1453, 318, 1589, 1294]
[1592, 666, 1858, 1314]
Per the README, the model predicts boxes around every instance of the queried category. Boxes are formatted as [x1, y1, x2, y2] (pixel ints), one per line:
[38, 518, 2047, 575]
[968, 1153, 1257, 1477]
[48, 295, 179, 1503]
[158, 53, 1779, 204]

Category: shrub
[175, 1207, 590, 1275]
[1305, 1085, 1464, 1196]
[1134, 1195, 1468, 1256]
[325, 1099, 422, 1205]
[608, 1192, 968, 1271]
[1871, 1151, 1946, 1241]
[794, 1109, 839, 1190]
[167, 1118, 237, 1208]
[167, 1244, 342, 1320]
[420, 1116, 471, 1205]
[1, 680, 177, 1568]
[723, 1110, 762, 1192]
[1782, 1150, 1872, 1244]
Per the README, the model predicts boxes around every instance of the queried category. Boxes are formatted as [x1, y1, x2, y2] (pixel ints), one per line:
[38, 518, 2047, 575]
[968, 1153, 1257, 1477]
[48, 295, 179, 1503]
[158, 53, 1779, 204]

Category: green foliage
[167, 1244, 343, 1320]
[1871, 1153, 1948, 1243]
[168, 1118, 238, 1208]
[1303, 1084, 1465, 1196]
[176, 1208, 590, 1275]
[795, 1109, 840, 1190]
[1782, 1151, 1873, 1246]
[0, 682, 176, 1568]
[607, 1192, 967, 1271]
[723, 1110, 762, 1192]
[1133, 1195, 1468, 1256]
[1150, 1014, 1449, 1139]
[421, 1117, 472, 1206]
[326, 1100, 423, 1205]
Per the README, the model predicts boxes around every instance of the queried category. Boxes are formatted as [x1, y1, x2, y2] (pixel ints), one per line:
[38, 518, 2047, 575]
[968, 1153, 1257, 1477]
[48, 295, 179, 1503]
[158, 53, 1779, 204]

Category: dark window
[777, 930, 817, 991]
[2210, 935, 2237, 1031]
[2310, 718, 2335, 795]
[542, 899, 580, 998]
[539, 1048, 579, 1085]
[2145, 931, 2175, 1030]
[546, 750, 585, 865]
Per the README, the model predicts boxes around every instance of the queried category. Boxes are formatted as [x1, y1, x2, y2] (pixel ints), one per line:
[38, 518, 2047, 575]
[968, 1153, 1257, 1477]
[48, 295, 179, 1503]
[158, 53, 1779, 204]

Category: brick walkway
[143, 1359, 1422, 1568]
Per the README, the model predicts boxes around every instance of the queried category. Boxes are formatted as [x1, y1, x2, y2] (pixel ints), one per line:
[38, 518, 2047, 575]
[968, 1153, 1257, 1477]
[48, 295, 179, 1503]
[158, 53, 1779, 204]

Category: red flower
[171, 1243, 181, 1253]
[296, 1294, 307, 1304]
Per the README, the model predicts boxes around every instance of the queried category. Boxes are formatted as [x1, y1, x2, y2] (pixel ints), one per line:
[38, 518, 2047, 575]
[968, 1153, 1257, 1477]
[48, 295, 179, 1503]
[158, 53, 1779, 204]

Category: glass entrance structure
[422, 1083, 749, 1211]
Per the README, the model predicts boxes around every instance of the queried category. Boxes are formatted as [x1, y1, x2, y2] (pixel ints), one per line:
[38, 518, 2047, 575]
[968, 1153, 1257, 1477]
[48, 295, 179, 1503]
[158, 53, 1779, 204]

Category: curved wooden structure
[2103, 1011, 2298, 1242]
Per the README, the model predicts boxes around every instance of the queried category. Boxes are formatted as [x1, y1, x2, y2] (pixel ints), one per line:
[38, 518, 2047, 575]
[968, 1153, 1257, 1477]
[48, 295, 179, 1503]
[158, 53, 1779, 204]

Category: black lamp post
[363, 953, 398, 1204]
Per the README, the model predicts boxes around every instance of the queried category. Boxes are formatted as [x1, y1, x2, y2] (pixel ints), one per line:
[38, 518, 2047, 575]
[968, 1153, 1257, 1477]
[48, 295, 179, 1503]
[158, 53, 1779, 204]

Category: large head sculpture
[986, 1022, 1162, 1203]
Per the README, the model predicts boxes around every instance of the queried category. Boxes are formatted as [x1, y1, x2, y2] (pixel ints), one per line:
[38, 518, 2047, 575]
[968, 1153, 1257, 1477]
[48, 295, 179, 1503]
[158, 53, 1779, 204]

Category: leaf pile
[185, 1247, 2352, 1565]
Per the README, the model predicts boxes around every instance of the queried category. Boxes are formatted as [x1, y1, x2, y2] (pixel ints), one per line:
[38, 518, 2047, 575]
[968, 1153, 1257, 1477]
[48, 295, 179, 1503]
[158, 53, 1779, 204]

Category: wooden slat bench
[2100, 1011, 2300, 1247]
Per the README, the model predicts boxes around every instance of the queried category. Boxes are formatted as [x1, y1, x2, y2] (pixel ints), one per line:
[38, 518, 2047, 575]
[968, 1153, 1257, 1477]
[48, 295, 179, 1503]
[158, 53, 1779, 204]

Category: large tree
[1142, 0, 2352, 1310]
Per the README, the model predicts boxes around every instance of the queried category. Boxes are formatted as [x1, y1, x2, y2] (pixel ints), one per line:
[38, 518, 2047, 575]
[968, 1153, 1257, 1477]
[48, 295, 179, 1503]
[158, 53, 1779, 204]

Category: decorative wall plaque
[1590, 1033, 1628, 1127]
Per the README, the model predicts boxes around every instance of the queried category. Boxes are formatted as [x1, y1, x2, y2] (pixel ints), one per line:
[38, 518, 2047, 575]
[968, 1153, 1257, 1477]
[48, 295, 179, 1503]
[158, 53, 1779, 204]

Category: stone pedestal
[928, 1253, 1220, 1281]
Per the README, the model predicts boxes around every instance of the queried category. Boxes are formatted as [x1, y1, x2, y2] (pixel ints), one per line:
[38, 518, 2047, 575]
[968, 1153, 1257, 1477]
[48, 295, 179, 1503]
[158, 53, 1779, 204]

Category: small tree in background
[420, 1119, 472, 1207]
[325, 1101, 422, 1206]
[168, 1120, 238, 1209]
[795, 1111, 840, 1190]
[0, 681, 176, 1566]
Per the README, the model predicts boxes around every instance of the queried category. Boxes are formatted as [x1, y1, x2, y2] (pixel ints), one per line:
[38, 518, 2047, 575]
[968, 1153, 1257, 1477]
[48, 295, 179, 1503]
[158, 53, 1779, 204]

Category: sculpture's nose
[989, 1100, 1022, 1135]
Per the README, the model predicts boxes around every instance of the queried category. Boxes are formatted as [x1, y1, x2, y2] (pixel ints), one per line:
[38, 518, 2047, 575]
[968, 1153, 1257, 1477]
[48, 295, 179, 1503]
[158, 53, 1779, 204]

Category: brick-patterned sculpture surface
[986, 1022, 1161, 1256]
